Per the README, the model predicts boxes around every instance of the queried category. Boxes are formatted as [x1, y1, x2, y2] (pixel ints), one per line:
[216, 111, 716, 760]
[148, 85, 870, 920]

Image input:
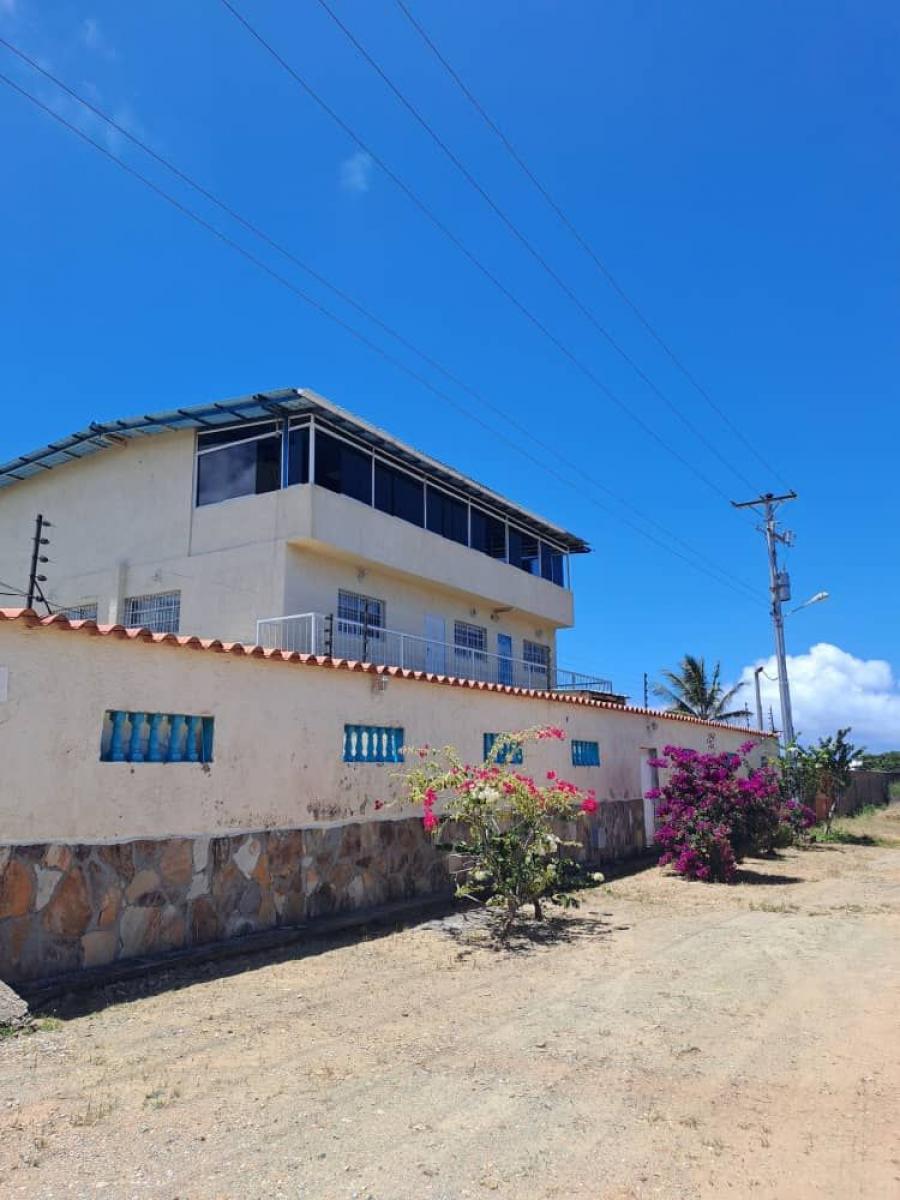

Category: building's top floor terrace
[0, 387, 590, 590]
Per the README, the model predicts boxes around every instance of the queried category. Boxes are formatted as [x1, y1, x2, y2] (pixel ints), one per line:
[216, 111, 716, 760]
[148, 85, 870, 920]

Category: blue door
[497, 633, 513, 686]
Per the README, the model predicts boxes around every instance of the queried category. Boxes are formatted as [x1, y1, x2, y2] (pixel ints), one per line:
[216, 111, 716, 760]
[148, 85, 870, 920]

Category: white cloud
[340, 150, 373, 194]
[739, 642, 900, 750]
[81, 16, 116, 59]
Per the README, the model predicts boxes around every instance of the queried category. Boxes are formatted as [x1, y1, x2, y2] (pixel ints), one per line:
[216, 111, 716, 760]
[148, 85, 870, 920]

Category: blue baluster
[147, 713, 164, 763]
[167, 715, 185, 763]
[128, 713, 146, 764]
[185, 715, 202, 763]
[201, 717, 215, 764]
[108, 710, 127, 762]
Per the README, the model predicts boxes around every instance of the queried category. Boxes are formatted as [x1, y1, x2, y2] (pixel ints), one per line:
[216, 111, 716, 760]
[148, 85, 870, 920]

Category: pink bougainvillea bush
[403, 726, 602, 932]
[648, 742, 815, 883]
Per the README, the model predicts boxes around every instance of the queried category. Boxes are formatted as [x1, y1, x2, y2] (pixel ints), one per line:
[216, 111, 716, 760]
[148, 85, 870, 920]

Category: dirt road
[2, 807, 899, 1200]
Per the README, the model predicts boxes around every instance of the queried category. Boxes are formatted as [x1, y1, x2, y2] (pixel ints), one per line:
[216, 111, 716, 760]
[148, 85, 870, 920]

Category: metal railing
[255, 612, 613, 694]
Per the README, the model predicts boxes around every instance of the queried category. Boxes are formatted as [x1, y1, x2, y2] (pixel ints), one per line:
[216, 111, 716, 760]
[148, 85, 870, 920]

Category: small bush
[649, 742, 815, 883]
[403, 727, 601, 933]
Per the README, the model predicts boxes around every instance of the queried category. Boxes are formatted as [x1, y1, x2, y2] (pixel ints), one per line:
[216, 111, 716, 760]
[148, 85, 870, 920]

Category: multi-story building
[0, 388, 611, 694]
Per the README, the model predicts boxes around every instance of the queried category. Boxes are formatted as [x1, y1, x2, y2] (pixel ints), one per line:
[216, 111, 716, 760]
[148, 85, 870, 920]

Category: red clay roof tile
[0, 608, 775, 737]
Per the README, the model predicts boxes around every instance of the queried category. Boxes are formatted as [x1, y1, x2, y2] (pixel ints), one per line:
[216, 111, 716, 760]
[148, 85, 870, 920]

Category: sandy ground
[2, 806, 899, 1200]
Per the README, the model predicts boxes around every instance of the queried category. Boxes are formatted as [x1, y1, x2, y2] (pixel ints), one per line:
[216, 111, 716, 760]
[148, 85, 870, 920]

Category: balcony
[255, 612, 614, 695]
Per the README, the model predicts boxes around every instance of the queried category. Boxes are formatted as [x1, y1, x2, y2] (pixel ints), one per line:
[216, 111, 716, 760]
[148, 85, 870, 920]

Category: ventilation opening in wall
[100, 711, 215, 764]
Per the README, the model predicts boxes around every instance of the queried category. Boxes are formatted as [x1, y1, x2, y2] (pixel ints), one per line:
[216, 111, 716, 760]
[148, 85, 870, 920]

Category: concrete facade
[0, 397, 578, 671]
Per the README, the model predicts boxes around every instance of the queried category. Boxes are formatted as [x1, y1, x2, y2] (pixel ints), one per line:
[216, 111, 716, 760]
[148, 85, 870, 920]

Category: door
[424, 614, 446, 674]
[497, 633, 513, 686]
[640, 748, 660, 846]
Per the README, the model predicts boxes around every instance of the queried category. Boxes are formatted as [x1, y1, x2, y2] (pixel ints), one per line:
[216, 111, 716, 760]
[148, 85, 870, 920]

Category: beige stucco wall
[0, 619, 768, 844]
[0, 431, 573, 648]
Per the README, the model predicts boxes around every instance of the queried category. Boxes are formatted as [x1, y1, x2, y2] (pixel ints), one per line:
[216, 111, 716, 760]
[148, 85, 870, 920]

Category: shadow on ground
[732, 868, 805, 886]
[420, 907, 619, 955]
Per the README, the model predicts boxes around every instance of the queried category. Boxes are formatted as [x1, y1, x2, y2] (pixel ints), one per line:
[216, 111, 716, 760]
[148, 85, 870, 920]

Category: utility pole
[753, 665, 765, 732]
[26, 513, 51, 611]
[732, 492, 797, 747]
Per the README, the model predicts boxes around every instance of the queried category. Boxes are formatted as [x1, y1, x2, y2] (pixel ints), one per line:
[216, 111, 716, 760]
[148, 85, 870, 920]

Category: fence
[255, 612, 614, 694]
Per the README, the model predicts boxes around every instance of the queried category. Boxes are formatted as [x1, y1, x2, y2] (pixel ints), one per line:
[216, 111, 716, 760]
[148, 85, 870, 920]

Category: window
[315, 431, 372, 505]
[541, 542, 565, 586]
[63, 602, 98, 621]
[337, 590, 384, 635]
[426, 486, 468, 545]
[124, 591, 181, 634]
[101, 711, 214, 763]
[508, 527, 541, 575]
[483, 732, 524, 765]
[343, 724, 404, 763]
[470, 508, 506, 559]
[523, 639, 550, 687]
[374, 461, 424, 527]
[572, 740, 601, 767]
[196, 422, 282, 507]
[287, 424, 310, 486]
[454, 620, 487, 679]
[454, 621, 486, 654]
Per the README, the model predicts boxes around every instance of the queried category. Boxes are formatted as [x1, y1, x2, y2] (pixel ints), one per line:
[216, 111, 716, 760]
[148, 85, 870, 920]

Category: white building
[0, 387, 610, 695]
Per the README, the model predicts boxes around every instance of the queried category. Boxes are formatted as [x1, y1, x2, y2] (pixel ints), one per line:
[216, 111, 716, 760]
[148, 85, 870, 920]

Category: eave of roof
[0, 387, 589, 554]
[0, 608, 776, 738]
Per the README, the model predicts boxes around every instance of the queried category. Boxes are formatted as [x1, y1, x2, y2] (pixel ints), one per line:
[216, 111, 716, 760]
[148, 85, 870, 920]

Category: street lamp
[789, 590, 830, 615]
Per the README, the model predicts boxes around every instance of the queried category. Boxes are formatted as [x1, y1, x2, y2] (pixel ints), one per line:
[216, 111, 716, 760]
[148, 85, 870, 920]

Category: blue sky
[1, 1, 898, 746]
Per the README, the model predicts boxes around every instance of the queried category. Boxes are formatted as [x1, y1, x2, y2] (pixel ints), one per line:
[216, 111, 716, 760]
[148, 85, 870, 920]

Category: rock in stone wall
[0, 800, 642, 985]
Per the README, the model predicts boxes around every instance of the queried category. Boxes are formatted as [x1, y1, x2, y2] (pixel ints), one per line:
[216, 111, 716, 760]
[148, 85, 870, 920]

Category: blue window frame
[571, 739, 601, 767]
[343, 725, 404, 763]
[483, 733, 524, 765]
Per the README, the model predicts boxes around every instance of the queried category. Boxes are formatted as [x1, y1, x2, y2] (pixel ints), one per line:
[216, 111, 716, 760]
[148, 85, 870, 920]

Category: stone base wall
[0, 800, 645, 986]
[0, 819, 450, 986]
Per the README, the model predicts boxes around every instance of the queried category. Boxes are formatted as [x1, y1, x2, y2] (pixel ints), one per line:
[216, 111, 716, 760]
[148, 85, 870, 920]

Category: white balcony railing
[255, 612, 614, 695]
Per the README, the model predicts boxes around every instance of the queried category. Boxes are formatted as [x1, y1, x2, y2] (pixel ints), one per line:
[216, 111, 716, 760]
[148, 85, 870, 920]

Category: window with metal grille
[342, 724, 404, 763]
[100, 711, 214, 763]
[337, 590, 385, 636]
[63, 602, 99, 621]
[483, 732, 524, 765]
[523, 639, 550, 687]
[571, 740, 601, 767]
[454, 621, 486, 653]
[124, 591, 181, 634]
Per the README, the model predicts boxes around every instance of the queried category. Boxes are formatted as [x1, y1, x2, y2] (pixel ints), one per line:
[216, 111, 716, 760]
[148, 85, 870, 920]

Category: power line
[220, 0, 753, 511]
[0, 52, 764, 604]
[394, 0, 791, 492]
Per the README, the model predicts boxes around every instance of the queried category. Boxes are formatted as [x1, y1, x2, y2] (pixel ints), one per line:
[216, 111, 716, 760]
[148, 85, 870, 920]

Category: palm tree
[653, 655, 746, 721]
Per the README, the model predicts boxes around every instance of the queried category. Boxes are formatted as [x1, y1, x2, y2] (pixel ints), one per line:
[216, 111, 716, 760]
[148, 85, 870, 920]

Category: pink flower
[423, 809, 439, 832]
[537, 726, 566, 741]
[546, 770, 557, 781]
[580, 796, 598, 814]
[423, 788, 437, 808]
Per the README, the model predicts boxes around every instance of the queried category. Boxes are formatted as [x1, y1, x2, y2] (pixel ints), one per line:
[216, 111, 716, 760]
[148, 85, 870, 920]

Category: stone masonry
[0, 801, 644, 986]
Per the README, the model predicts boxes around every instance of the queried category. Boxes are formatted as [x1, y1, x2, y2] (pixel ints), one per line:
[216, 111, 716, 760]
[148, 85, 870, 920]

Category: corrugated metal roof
[0, 387, 589, 553]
